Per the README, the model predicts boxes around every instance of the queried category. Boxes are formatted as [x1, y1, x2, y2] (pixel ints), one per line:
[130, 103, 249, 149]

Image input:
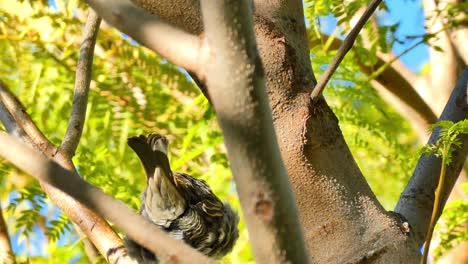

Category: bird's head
[147, 134, 169, 155]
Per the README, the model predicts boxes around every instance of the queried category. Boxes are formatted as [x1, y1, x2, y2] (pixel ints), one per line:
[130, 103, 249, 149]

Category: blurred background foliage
[0, 0, 464, 263]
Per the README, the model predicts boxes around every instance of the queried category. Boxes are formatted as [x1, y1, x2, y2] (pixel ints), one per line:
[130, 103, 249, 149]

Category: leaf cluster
[432, 187, 468, 260]
[421, 120, 468, 165]
[433, 195, 468, 260]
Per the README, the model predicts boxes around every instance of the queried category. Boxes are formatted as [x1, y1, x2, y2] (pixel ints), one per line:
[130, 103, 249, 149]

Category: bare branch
[0, 102, 17, 134]
[0, 132, 214, 264]
[310, 0, 383, 101]
[0, 99, 30, 143]
[86, 0, 202, 74]
[201, 1, 309, 263]
[0, 206, 15, 264]
[362, 54, 438, 125]
[0, 81, 54, 156]
[308, 33, 438, 138]
[0, 81, 132, 263]
[395, 67, 468, 246]
[61, 10, 101, 157]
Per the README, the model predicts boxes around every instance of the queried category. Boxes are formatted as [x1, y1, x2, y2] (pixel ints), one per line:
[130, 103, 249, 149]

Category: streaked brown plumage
[124, 134, 239, 263]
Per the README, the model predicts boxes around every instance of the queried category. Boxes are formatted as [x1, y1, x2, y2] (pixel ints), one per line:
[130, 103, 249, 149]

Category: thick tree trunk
[128, 1, 422, 262]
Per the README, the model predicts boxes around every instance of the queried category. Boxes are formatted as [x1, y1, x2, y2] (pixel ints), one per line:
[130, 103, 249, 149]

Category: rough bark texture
[87, 0, 202, 74]
[201, 1, 309, 262]
[127, 0, 422, 262]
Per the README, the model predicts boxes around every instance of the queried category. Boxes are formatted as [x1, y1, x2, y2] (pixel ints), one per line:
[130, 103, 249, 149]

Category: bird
[124, 133, 239, 263]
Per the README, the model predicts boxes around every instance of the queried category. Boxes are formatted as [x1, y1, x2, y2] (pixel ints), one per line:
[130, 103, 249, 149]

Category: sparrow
[124, 134, 239, 263]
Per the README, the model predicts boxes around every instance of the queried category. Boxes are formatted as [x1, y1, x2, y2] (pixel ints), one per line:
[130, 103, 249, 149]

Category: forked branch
[0, 132, 214, 264]
[0, 80, 130, 264]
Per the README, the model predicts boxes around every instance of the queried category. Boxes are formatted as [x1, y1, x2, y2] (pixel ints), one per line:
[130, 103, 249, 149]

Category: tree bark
[0, 132, 214, 264]
[109, 0, 421, 262]
[395, 68, 468, 247]
[0, 81, 132, 263]
[201, 1, 309, 262]
[88, 0, 465, 262]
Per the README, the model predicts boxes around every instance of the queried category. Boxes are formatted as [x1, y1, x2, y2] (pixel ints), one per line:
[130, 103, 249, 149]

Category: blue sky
[319, 0, 429, 72]
[383, 0, 429, 71]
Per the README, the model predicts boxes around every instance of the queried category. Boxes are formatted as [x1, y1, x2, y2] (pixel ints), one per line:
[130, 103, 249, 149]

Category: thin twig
[420, 148, 448, 264]
[86, 0, 202, 75]
[367, 22, 458, 82]
[367, 39, 424, 81]
[61, 10, 101, 157]
[0, 132, 214, 264]
[309, 32, 437, 125]
[310, 0, 383, 101]
[66, 39, 102, 254]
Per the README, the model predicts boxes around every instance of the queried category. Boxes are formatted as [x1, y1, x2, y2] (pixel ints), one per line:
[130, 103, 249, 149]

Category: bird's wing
[128, 134, 186, 227]
[173, 173, 225, 219]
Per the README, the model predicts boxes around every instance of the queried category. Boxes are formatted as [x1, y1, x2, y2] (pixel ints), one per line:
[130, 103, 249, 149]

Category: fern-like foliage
[421, 120, 468, 164]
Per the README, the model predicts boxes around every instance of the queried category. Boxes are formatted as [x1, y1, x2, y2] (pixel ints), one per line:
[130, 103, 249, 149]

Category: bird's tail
[128, 134, 186, 227]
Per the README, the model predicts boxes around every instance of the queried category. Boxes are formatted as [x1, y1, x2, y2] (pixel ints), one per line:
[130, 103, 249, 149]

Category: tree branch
[61, 10, 101, 157]
[0, 206, 15, 264]
[0, 99, 30, 143]
[85, 0, 202, 75]
[450, 28, 468, 65]
[422, 0, 464, 115]
[201, 1, 309, 263]
[131, 0, 202, 34]
[0, 132, 214, 264]
[362, 53, 438, 125]
[310, 0, 383, 101]
[187, 71, 211, 103]
[0, 81, 55, 156]
[0, 80, 132, 264]
[309, 33, 438, 138]
[395, 67, 468, 246]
